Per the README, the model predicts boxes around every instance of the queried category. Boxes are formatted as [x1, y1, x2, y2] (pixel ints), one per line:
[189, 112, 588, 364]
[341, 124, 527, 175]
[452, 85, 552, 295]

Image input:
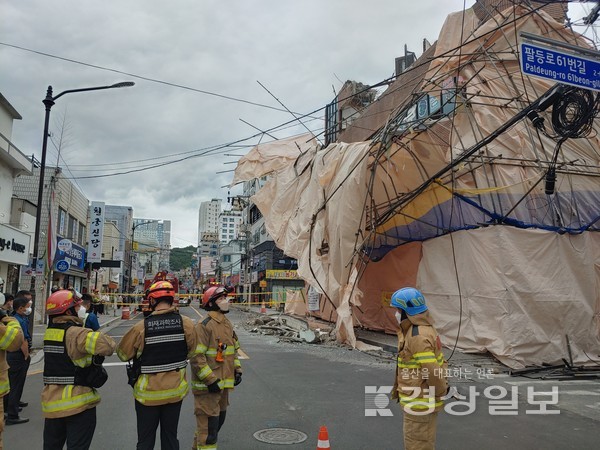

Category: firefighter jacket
[392, 310, 448, 414]
[0, 316, 25, 397]
[116, 307, 197, 406]
[41, 316, 116, 419]
[191, 310, 241, 393]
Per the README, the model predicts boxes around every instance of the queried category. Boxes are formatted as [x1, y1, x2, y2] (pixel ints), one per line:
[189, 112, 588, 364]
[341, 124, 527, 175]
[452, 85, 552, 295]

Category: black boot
[218, 410, 227, 431]
[206, 416, 220, 445]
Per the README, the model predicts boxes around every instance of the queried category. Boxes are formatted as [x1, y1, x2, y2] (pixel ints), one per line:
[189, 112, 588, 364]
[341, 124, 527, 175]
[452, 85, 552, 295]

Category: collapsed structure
[233, 1, 600, 368]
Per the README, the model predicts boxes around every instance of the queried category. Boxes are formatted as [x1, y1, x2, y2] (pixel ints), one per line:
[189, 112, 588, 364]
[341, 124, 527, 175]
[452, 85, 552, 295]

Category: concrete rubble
[248, 315, 335, 344]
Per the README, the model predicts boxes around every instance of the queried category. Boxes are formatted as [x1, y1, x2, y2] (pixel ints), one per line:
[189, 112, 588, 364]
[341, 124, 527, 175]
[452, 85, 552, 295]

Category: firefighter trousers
[402, 410, 439, 450]
[135, 400, 182, 450]
[193, 390, 229, 449]
[43, 406, 97, 450]
[0, 396, 5, 450]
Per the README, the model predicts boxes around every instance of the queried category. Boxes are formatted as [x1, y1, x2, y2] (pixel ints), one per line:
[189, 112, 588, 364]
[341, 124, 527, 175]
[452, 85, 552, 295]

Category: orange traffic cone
[260, 302, 267, 314]
[317, 425, 330, 450]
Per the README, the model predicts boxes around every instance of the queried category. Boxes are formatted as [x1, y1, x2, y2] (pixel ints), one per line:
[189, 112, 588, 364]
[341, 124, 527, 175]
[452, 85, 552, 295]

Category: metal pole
[28, 86, 55, 334]
[27, 81, 134, 334]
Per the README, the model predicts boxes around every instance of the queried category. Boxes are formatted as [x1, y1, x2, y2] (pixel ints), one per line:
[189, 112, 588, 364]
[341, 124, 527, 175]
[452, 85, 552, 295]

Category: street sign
[55, 260, 70, 273]
[520, 36, 600, 92]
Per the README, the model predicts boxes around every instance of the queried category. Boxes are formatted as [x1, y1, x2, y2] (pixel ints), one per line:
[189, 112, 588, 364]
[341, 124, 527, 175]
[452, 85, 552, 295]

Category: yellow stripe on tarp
[375, 183, 452, 234]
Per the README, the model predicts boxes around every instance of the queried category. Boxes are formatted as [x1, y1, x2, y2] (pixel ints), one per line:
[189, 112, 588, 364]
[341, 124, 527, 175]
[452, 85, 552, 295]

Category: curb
[357, 337, 397, 354]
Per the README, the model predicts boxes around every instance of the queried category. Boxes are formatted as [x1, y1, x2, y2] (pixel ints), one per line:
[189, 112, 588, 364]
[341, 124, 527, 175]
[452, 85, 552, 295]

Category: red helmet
[46, 290, 82, 316]
[147, 281, 175, 300]
[202, 286, 228, 307]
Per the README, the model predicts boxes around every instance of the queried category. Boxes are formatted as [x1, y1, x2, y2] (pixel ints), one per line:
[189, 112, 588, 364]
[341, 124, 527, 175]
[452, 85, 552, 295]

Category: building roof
[0, 92, 22, 120]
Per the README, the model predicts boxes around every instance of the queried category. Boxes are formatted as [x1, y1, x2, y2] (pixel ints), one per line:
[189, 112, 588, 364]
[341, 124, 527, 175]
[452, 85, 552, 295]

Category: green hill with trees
[169, 245, 195, 271]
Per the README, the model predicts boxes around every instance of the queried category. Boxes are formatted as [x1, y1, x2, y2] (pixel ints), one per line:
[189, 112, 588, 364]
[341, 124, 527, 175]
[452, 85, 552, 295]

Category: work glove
[207, 379, 222, 393]
[234, 372, 242, 386]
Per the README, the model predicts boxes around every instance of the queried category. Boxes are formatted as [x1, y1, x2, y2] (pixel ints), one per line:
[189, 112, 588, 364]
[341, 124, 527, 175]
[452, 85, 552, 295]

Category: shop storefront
[0, 223, 31, 295]
[265, 269, 304, 306]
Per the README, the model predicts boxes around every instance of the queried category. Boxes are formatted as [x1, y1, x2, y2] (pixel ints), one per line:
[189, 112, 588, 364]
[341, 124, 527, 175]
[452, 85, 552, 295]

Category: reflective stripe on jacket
[116, 307, 197, 406]
[0, 317, 24, 397]
[41, 316, 116, 419]
[392, 310, 448, 414]
[191, 311, 241, 392]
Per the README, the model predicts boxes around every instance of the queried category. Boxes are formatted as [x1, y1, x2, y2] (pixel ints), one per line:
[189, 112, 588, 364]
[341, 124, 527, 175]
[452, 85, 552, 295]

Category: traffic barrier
[317, 425, 330, 450]
[260, 302, 267, 314]
[121, 306, 130, 320]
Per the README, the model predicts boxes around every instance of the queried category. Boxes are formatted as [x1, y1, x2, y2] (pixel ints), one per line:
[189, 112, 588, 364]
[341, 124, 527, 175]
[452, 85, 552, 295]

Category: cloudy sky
[0, 1, 594, 248]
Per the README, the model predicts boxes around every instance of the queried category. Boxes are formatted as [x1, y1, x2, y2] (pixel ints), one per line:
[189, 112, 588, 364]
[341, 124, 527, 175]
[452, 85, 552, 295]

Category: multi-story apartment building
[218, 209, 242, 243]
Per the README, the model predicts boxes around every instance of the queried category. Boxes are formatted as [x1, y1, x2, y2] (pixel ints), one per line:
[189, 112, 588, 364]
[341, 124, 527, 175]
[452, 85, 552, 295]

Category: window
[223, 255, 231, 263]
[78, 223, 86, 246]
[68, 215, 77, 241]
[58, 208, 67, 236]
[229, 218, 235, 222]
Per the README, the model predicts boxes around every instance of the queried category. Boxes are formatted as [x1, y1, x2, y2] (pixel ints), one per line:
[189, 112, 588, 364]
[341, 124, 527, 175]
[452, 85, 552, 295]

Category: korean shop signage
[54, 236, 85, 270]
[87, 201, 105, 263]
[0, 223, 31, 265]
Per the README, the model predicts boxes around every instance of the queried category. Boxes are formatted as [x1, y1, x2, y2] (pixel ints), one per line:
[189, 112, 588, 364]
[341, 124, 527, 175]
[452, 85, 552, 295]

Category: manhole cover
[253, 428, 308, 445]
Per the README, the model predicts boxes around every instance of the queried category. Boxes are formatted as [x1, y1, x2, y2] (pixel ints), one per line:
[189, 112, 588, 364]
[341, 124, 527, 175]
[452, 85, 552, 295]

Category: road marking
[27, 369, 43, 376]
[557, 390, 600, 396]
[190, 305, 204, 319]
[103, 361, 128, 367]
[238, 349, 250, 360]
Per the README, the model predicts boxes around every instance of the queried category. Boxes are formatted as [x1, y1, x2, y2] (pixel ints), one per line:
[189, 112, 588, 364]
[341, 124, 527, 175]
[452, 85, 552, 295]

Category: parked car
[178, 296, 190, 307]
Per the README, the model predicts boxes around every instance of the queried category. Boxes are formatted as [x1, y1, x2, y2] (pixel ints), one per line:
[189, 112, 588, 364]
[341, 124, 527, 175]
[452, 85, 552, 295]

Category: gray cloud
[2, 0, 489, 247]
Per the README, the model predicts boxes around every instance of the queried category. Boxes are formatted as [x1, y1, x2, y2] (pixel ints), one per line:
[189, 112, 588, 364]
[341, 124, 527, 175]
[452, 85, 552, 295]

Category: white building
[0, 93, 34, 295]
[198, 199, 222, 242]
[218, 209, 242, 243]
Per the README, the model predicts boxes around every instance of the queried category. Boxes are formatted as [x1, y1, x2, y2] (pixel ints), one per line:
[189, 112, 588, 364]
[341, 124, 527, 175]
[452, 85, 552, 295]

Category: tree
[169, 245, 195, 271]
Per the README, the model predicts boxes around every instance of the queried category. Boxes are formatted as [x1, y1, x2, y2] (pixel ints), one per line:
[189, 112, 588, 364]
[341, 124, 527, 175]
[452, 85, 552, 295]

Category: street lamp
[29, 81, 135, 329]
[128, 220, 157, 293]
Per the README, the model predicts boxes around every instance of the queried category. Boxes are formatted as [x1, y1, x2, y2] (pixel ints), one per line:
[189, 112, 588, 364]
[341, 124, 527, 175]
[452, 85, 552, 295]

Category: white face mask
[216, 298, 229, 312]
[24, 307, 32, 316]
[77, 306, 87, 319]
[395, 311, 404, 324]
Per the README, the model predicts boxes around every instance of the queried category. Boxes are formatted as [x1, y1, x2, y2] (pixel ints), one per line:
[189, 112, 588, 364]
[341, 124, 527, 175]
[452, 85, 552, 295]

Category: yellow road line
[238, 349, 250, 360]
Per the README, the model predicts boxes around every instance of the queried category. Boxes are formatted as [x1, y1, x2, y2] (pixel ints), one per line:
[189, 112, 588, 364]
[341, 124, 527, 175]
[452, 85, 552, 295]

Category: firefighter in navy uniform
[191, 286, 242, 450]
[117, 280, 197, 450]
[42, 289, 116, 450]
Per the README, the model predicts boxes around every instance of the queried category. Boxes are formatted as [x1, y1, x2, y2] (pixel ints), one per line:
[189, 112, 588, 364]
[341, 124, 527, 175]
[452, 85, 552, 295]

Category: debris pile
[249, 315, 334, 344]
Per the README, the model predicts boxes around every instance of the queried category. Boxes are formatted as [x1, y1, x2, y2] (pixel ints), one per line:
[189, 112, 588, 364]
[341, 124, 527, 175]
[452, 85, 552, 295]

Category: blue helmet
[390, 287, 428, 316]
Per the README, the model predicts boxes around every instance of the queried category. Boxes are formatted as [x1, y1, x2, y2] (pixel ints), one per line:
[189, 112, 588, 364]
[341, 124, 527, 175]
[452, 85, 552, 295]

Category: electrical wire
[0, 42, 312, 116]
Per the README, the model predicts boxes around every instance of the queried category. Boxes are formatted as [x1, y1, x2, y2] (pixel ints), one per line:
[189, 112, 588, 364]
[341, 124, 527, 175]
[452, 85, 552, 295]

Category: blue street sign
[520, 42, 600, 92]
[55, 260, 70, 273]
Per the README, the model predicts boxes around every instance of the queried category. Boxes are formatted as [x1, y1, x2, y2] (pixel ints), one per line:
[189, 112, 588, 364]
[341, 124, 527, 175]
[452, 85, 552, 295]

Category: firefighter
[116, 280, 197, 450]
[42, 289, 116, 450]
[0, 306, 24, 449]
[191, 286, 242, 449]
[390, 287, 448, 450]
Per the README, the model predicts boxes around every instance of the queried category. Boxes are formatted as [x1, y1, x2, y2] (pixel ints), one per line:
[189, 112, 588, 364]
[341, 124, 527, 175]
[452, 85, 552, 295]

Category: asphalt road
[5, 307, 600, 449]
